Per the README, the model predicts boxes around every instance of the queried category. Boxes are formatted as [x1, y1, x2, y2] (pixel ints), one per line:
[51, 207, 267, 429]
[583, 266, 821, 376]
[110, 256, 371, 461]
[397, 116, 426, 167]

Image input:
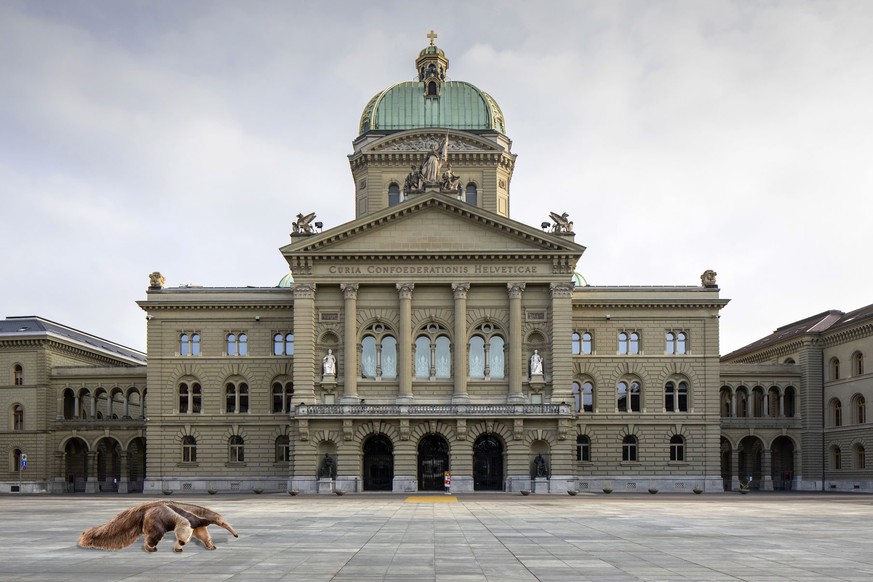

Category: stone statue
[701, 269, 718, 288]
[148, 272, 165, 290]
[322, 349, 336, 376]
[549, 211, 574, 234]
[403, 164, 423, 193]
[441, 163, 461, 192]
[319, 454, 335, 479]
[530, 350, 543, 376]
[534, 454, 547, 478]
[421, 136, 448, 184]
[292, 212, 316, 235]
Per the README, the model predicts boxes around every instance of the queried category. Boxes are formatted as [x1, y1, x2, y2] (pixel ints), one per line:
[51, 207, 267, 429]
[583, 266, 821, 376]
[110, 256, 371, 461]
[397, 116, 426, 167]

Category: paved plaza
[1, 492, 872, 581]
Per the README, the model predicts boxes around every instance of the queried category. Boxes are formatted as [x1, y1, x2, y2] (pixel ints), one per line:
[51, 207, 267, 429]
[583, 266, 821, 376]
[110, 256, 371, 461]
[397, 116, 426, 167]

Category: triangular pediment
[281, 194, 585, 257]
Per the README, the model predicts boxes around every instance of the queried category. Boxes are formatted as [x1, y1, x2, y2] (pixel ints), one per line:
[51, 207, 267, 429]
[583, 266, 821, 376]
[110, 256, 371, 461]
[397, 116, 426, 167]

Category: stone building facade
[3, 36, 869, 495]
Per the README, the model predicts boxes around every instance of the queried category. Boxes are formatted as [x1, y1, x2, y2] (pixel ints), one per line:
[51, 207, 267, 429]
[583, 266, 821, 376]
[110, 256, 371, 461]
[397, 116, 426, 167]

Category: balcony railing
[295, 403, 572, 417]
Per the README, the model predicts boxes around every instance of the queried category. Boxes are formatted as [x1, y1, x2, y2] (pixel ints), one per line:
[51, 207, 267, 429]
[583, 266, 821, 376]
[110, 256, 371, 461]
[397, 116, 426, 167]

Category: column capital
[507, 282, 526, 299]
[341, 283, 359, 300]
[292, 283, 316, 299]
[452, 282, 470, 299]
[396, 282, 415, 299]
[549, 282, 574, 298]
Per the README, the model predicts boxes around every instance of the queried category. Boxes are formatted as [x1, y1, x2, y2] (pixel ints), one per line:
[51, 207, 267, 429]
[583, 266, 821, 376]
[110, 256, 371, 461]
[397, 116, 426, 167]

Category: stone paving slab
[1, 493, 873, 581]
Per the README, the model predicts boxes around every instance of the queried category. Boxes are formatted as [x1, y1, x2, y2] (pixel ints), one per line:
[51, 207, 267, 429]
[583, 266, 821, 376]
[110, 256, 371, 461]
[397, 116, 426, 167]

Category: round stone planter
[288, 490, 299, 496]
[567, 490, 578, 496]
[602, 487, 613, 494]
[520, 490, 532, 496]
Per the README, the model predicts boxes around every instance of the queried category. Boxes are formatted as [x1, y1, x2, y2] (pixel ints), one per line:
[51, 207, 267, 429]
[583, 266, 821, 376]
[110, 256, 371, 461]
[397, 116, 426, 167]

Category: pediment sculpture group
[404, 136, 462, 195]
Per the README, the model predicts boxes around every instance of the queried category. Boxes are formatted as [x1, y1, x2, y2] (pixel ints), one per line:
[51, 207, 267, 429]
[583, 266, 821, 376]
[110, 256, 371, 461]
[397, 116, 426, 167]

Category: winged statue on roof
[292, 212, 317, 235]
[549, 211, 574, 234]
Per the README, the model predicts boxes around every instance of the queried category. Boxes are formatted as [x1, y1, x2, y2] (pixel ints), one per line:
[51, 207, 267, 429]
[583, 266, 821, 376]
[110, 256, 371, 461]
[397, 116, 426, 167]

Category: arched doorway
[363, 435, 393, 491]
[473, 434, 503, 491]
[96, 438, 122, 492]
[128, 437, 147, 493]
[418, 434, 449, 491]
[738, 436, 764, 490]
[771, 436, 795, 490]
[64, 438, 89, 493]
[720, 437, 732, 491]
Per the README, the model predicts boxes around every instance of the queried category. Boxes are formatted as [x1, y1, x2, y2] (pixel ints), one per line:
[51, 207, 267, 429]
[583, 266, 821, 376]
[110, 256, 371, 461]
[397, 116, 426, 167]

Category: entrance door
[473, 435, 503, 491]
[363, 435, 393, 491]
[418, 434, 449, 491]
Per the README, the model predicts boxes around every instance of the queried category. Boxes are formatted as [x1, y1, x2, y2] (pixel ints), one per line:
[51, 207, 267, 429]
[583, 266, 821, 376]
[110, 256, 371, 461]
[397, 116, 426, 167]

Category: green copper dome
[572, 271, 588, 287]
[358, 81, 506, 135]
[358, 39, 506, 136]
[277, 271, 294, 288]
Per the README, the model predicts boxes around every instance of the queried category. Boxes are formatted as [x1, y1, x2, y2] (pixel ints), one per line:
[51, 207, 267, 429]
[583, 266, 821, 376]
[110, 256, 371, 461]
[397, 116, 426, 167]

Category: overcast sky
[2, 0, 871, 355]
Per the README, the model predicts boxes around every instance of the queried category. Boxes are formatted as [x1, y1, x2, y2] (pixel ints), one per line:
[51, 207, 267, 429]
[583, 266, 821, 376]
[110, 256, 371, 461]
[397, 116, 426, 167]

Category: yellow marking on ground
[405, 495, 458, 503]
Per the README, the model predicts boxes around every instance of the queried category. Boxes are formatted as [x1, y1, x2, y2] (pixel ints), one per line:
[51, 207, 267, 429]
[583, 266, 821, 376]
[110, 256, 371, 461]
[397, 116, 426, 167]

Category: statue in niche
[530, 350, 543, 376]
[322, 349, 336, 376]
[319, 454, 335, 479]
[533, 454, 548, 478]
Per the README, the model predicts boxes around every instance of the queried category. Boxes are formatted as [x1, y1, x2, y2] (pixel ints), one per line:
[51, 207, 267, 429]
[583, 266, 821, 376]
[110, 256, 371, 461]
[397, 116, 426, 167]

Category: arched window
[736, 386, 749, 417]
[414, 323, 451, 379]
[14, 364, 23, 385]
[670, 435, 685, 462]
[618, 331, 640, 355]
[622, 435, 638, 462]
[388, 183, 401, 206]
[720, 386, 732, 417]
[576, 435, 590, 462]
[832, 446, 842, 470]
[571, 381, 594, 413]
[853, 395, 866, 424]
[831, 399, 842, 427]
[180, 333, 201, 356]
[272, 381, 294, 413]
[12, 404, 24, 431]
[361, 323, 397, 379]
[752, 387, 765, 417]
[178, 382, 202, 414]
[666, 331, 688, 354]
[182, 436, 197, 463]
[784, 386, 796, 418]
[275, 435, 291, 463]
[465, 183, 478, 206]
[664, 381, 689, 412]
[581, 332, 592, 355]
[468, 323, 505, 379]
[855, 444, 866, 469]
[273, 333, 294, 356]
[617, 380, 641, 412]
[853, 352, 864, 376]
[229, 436, 245, 463]
[831, 358, 840, 380]
[13, 448, 23, 472]
[227, 333, 247, 356]
[225, 382, 249, 414]
[571, 332, 581, 355]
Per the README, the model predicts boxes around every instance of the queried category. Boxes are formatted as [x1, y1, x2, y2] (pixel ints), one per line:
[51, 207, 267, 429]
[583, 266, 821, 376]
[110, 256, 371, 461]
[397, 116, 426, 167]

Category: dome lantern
[416, 30, 449, 98]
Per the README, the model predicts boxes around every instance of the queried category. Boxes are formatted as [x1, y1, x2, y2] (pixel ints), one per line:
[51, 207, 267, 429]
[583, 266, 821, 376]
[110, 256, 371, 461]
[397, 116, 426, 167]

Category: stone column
[730, 388, 737, 418]
[550, 282, 575, 404]
[507, 282, 526, 403]
[292, 283, 317, 405]
[731, 447, 741, 491]
[397, 283, 414, 403]
[341, 283, 359, 403]
[779, 390, 785, 418]
[452, 283, 470, 403]
[85, 451, 99, 494]
[118, 451, 130, 494]
[761, 447, 773, 490]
